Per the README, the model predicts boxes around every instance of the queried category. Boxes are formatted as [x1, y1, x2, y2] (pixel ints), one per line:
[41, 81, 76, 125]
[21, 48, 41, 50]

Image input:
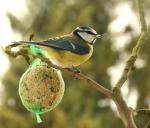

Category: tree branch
[4, 43, 113, 98]
[115, 0, 148, 89]
[111, 0, 148, 128]
[145, 121, 150, 128]
[113, 87, 137, 128]
[38, 56, 113, 98]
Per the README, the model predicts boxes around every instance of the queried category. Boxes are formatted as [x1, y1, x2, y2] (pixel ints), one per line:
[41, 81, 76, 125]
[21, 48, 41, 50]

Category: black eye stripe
[86, 31, 95, 35]
[76, 29, 95, 35]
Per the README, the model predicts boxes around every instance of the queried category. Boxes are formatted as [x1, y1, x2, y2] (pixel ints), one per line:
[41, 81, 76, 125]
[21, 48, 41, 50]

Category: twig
[64, 69, 113, 98]
[36, 55, 113, 98]
[136, 109, 150, 115]
[113, 87, 137, 128]
[135, 108, 150, 128]
[115, 0, 148, 89]
[145, 121, 150, 128]
[111, 0, 148, 128]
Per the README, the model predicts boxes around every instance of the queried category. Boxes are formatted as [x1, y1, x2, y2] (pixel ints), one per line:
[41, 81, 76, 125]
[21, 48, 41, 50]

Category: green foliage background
[1, 0, 150, 127]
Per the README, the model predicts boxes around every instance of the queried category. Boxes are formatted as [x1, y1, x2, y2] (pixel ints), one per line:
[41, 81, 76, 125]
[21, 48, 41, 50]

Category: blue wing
[26, 38, 90, 55]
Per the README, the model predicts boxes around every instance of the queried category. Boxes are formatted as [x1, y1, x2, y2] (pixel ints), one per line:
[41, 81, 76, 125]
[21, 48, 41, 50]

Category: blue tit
[15, 26, 101, 68]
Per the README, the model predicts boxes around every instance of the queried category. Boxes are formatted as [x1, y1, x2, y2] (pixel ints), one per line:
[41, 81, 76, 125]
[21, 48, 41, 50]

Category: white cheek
[78, 32, 95, 42]
[86, 34, 95, 42]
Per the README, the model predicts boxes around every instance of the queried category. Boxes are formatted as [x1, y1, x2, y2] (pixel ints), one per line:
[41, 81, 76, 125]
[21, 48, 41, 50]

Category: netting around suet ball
[19, 59, 65, 123]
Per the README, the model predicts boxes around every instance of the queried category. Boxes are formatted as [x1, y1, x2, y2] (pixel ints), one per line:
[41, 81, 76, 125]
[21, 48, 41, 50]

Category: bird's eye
[86, 31, 95, 35]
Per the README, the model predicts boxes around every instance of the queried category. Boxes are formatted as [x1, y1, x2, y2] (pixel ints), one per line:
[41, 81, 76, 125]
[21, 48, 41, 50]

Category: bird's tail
[10, 41, 50, 48]
[10, 41, 38, 46]
[9, 41, 48, 57]
[4, 41, 40, 55]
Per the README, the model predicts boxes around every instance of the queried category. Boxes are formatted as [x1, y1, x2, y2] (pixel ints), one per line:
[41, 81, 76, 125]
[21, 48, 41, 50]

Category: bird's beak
[96, 34, 101, 38]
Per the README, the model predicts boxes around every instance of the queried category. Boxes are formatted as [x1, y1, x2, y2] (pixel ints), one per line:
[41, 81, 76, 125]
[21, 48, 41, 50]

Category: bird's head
[72, 26, 101, 44]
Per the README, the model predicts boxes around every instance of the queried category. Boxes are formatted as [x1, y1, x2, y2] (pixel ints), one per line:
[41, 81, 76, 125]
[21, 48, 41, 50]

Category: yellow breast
[39, 45, 93, 68]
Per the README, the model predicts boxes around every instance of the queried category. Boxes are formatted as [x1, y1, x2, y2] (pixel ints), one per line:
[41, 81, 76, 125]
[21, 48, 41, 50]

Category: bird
[13, 26, 101, 68]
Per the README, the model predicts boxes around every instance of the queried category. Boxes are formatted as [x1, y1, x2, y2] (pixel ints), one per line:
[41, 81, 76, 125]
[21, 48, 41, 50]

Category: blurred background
[0, 0, 150, 128]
